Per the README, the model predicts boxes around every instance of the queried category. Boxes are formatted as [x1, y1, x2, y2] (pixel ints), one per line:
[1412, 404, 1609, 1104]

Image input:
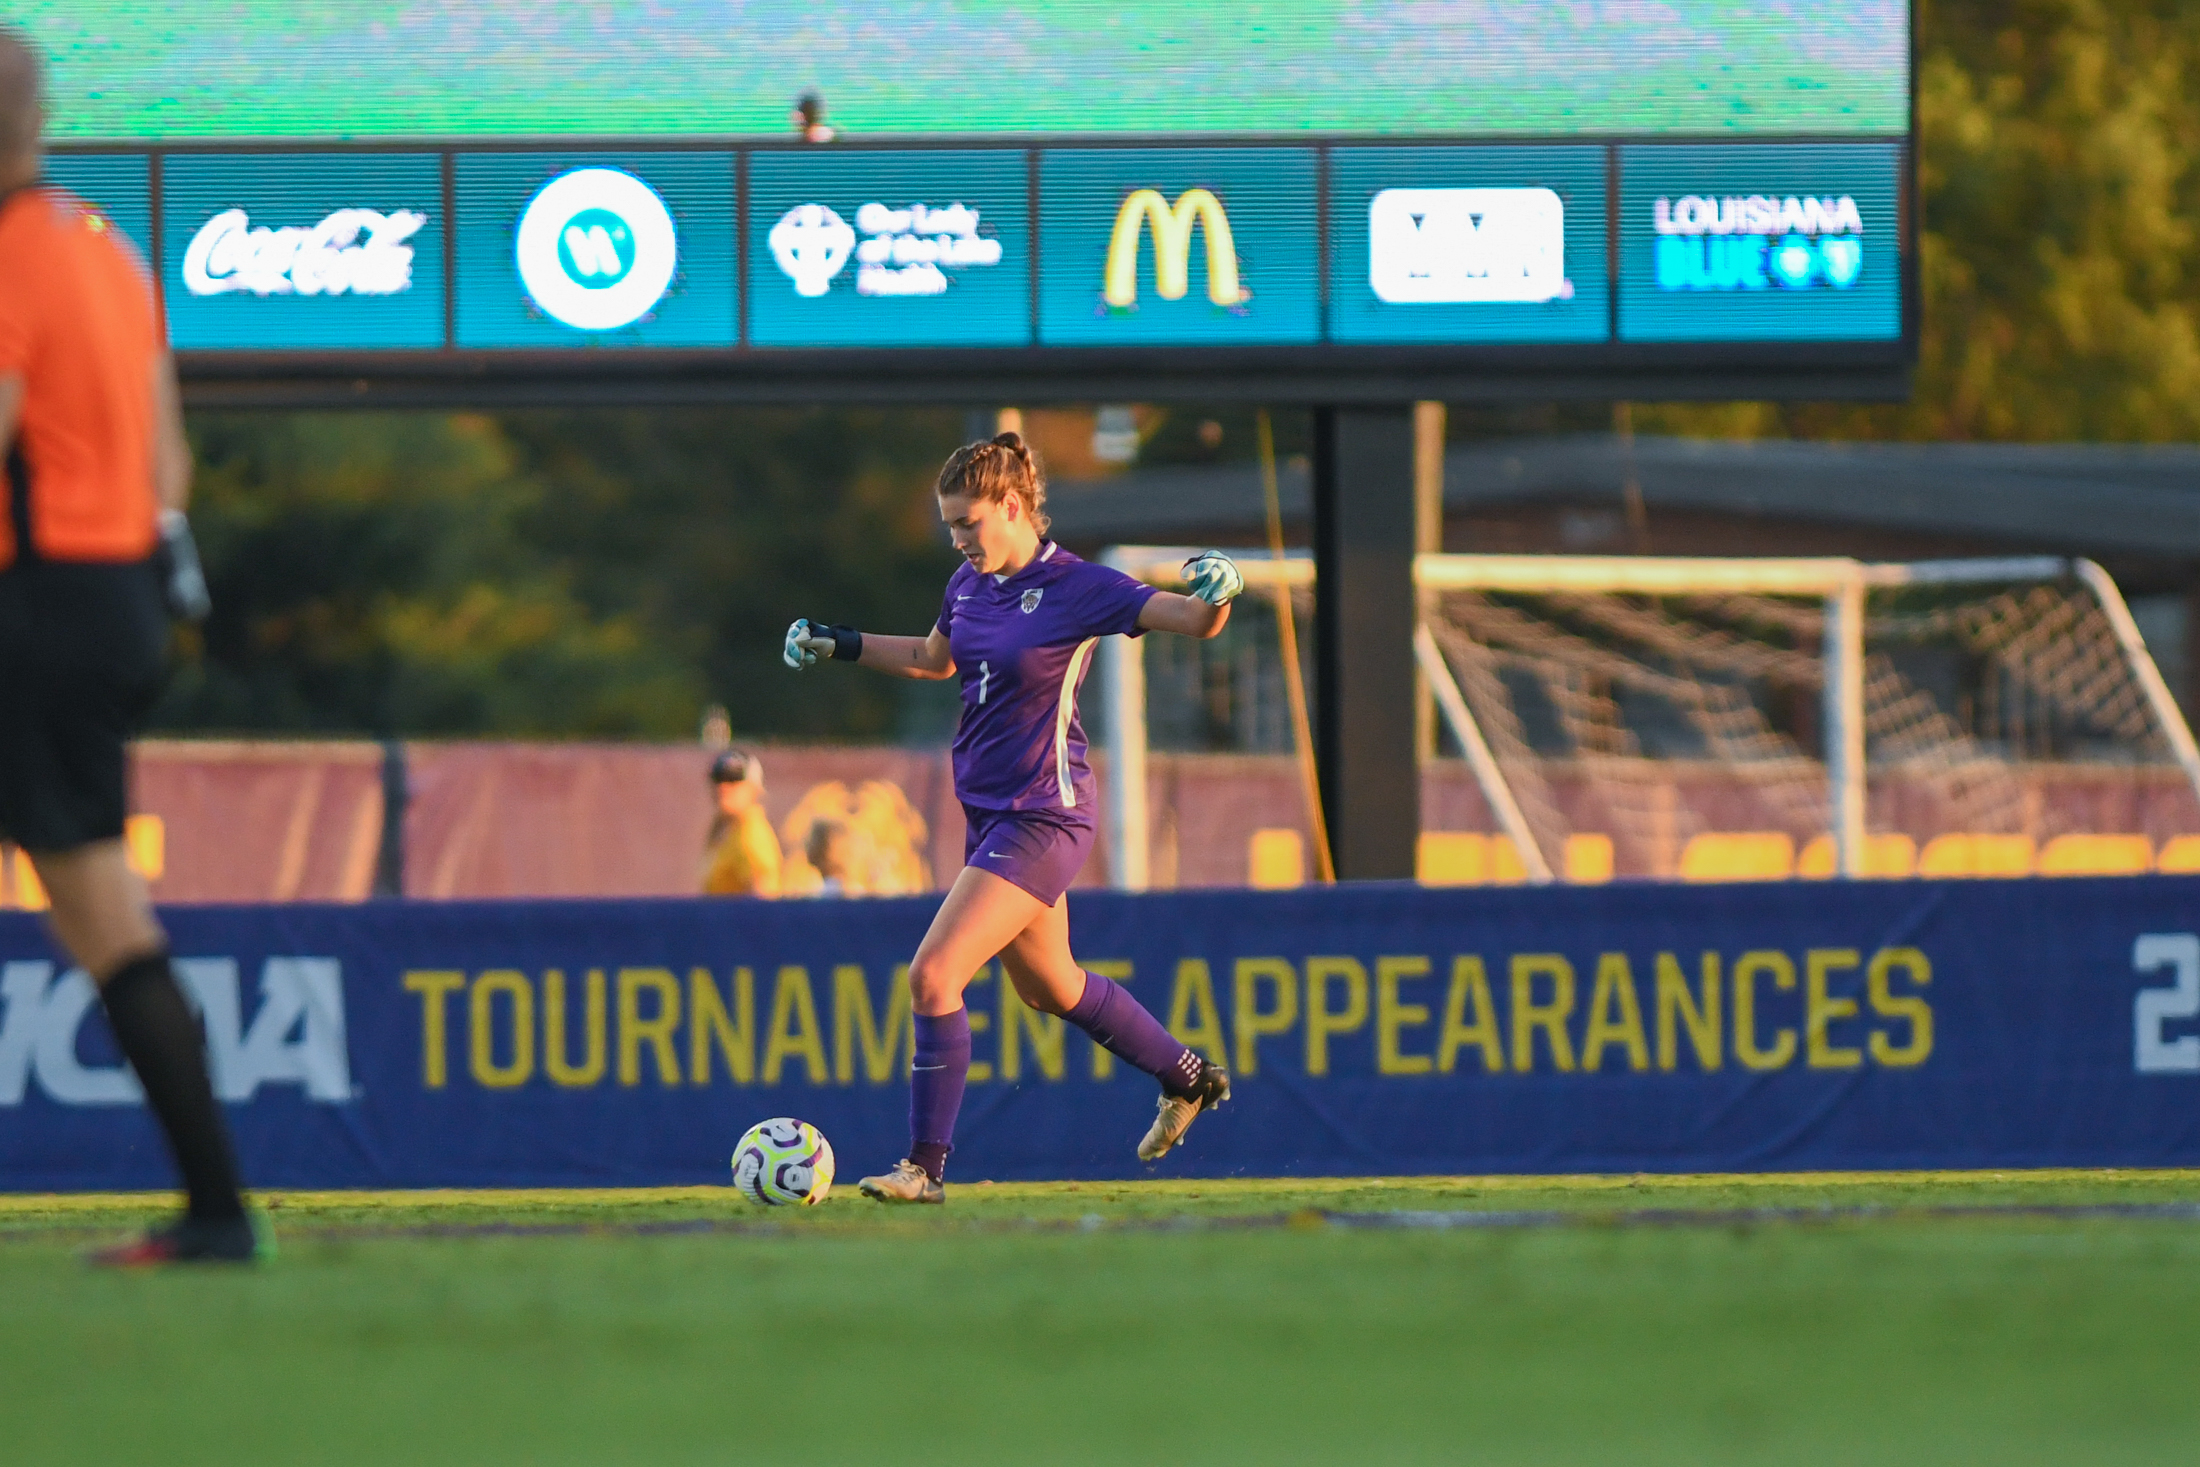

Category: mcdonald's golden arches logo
[1103, 188, 1248, 308]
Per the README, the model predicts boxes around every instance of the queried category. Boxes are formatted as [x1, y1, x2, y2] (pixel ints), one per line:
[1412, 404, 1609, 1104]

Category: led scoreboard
[36, 2, 1914, 404]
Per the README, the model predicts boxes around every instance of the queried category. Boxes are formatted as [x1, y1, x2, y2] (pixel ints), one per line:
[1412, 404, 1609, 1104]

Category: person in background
[792, 92, 835, 144]
[806, 818, 857, 896]
[700, 749, 782, 897]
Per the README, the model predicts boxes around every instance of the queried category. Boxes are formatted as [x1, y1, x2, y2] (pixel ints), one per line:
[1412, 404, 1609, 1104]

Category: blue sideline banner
[6, 878, 2200, 1190]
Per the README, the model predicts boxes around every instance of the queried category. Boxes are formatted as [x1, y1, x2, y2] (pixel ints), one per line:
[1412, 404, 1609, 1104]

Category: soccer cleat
[1138, 1060, 1231, 1163]
[858, 1159, 946, 1204]
[86, 1212, 273, 1268]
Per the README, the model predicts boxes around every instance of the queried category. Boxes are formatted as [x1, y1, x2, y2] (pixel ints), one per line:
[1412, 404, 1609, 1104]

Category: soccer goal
[1099, 550, 2200, 888]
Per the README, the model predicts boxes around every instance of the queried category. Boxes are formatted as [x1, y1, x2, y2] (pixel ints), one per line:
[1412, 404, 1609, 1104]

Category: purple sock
[908, 1009, 971, 1183]
[1066, 972, 1204, 1097]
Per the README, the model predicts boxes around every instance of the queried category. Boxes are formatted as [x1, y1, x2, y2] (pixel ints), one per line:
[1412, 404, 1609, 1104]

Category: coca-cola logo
[182, 208, 425, 298]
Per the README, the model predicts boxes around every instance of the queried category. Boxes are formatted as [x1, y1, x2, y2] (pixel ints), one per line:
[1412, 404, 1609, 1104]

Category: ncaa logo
[516, 168, 679, 330]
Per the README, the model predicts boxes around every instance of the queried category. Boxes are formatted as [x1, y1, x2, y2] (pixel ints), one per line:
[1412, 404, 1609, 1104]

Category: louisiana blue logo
[1652, 194, 1864, 293]
[515, 168, 678, 330]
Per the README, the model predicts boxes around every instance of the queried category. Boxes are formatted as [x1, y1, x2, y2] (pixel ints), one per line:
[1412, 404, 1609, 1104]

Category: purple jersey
[937, 541, 1157, 813]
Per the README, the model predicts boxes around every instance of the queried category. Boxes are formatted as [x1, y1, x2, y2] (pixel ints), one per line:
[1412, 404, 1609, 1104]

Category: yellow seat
[1916, 833, 2036, 878]
[1678, 832, 1795, 882]
[1796, 833, 1917, 879]
[1417, 831, 1536, 886]
[2157, 836, 2200, 874]
[2035, 834, 2153, 877]
[6, 848, 48, 910]
[1563, 833, 1615, 884]
[1249, 828, 1307, 889]
[126, 814, 165, 882]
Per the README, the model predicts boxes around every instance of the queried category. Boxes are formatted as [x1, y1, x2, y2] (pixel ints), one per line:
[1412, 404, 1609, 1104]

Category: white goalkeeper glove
[783, 618, 858, 669]
[156, 510, 213, 623]
[1182, 551, 1244, 606]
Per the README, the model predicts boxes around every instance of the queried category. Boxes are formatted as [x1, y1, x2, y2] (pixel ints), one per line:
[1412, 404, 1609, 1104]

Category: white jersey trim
[1054, 636, 1100, 808]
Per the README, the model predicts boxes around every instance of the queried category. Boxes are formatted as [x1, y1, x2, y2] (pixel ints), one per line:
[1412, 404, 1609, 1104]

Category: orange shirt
[0, 186, 164, 569]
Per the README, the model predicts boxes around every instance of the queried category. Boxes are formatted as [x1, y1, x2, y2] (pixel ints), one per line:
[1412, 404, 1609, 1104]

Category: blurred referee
[0, 30, 260, 1264]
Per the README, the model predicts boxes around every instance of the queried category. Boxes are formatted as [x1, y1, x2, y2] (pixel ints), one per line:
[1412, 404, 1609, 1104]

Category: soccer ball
[730, 1117, 835, 1206]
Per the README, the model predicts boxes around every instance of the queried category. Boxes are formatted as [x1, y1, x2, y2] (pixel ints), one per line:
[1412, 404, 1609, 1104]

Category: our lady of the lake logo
[515, 168, 679, 330]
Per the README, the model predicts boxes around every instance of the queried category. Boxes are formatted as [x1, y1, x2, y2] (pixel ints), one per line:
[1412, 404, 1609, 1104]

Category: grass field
[7, 1171, 2200, 1466]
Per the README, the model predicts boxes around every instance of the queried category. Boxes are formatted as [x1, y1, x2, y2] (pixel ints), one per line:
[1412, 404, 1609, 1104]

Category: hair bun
[990, 430, 1027, 454]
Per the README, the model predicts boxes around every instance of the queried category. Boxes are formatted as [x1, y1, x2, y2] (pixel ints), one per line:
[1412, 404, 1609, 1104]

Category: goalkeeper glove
[155, 510, 213, 624]
[1182, 551, 1244, 607]
[782, 618, 861, 669]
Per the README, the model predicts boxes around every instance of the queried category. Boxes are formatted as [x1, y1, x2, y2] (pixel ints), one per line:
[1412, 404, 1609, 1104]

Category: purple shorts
[962, 803, 1096, 906]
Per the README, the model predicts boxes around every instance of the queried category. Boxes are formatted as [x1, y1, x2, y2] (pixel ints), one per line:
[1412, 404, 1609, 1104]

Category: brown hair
[936, 431, 1049, 534]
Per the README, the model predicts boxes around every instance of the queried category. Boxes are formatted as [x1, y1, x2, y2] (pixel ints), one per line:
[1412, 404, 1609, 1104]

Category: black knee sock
[100, 953, 246, 1222]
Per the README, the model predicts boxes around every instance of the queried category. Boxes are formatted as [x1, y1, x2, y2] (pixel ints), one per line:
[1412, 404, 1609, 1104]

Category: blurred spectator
[793, 92, 835, 143]
[805, 818, 858, 897]
[698, 703, 732, 750]
[700, 750, 781, 897]
[779, 778, 931, 895]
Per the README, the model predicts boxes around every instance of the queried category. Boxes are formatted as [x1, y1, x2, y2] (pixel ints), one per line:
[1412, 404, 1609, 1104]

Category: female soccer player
[784, 431, 1243, 1203]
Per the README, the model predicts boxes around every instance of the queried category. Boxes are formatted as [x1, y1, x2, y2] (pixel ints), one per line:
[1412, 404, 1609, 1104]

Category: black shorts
[0, 559, 168, 852]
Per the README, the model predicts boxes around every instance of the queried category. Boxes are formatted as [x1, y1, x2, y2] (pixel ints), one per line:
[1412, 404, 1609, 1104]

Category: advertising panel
[748, 150, 1029, 348]
[160, 154, 443, 351]
[1617, 143, 1903, 342]
[1038, 148, 1320, 347]
[1328, 145, 1609, 344]
[5, 875, 2199, 1191]
[39, 4, 1912, 144]
[453, 152, 735, 349]
[44, 154, 152, 258]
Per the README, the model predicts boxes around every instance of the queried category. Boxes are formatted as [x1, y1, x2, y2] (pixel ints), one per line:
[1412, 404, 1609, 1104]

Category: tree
[1647, 0, 2200, 442]
[156, 411, 701, 736]
[155, 406, 970, 740]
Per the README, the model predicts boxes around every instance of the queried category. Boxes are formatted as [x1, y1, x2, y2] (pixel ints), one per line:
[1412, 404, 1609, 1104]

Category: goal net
[1100, 550, 2200, 887]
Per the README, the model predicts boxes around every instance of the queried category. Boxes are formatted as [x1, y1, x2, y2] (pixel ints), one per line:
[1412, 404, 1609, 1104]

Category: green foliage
[153, 407, 968, 739]
[497, 405, 969, 742]
[1647, 0, 2200, 442]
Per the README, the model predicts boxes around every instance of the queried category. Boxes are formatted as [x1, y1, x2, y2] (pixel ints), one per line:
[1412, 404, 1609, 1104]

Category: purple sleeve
[1079, 563, 1160, 638]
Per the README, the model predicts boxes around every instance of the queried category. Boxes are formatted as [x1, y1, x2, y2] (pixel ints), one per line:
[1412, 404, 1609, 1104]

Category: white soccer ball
[731, 1117, 835, 1206]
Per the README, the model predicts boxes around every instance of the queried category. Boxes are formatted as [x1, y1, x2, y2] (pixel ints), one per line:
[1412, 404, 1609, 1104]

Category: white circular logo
[515, 168, 678, 331]
[769, 203, 855, 297]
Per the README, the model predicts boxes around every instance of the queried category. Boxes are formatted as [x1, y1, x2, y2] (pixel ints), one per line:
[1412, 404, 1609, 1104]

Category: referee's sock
[1066, 971, 1206, 1097]
[99, 953, 247, 1223]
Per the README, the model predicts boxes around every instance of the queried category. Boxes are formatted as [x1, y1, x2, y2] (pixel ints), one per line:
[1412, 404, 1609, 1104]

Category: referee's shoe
[88, 1214, 274, 1269]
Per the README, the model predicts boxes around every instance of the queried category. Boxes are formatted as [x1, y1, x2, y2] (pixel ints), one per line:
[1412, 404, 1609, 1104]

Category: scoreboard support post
[1312, 405, 1420, 881]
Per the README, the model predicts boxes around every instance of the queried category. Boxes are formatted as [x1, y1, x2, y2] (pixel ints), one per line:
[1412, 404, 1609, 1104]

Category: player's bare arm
[857, 626, 954, 679]
[0, 371, 22, 446]
[782, 621, 953, 679]
[1138, 587, 1232, 639]
[150, 349, 191, 513]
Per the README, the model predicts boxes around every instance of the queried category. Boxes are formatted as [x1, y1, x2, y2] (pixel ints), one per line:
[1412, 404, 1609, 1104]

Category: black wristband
[826, 624, 863, 661]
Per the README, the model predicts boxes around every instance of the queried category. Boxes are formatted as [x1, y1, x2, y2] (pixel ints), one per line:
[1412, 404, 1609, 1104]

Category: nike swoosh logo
[983, 851, 1006, 858]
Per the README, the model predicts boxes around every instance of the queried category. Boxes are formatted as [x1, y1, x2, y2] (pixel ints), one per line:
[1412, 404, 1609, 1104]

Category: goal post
[1100, 549, 2200, 889]
[1100, 545, 1315, 892]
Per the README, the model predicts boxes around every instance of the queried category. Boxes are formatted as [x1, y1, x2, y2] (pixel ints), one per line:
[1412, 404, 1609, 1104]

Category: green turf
[6, 1172, 2200, 1466]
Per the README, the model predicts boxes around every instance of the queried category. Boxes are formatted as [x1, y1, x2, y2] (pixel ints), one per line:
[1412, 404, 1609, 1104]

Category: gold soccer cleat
[858, 1159, 946, 1204]
[1137, 1061, 1231, 1163]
